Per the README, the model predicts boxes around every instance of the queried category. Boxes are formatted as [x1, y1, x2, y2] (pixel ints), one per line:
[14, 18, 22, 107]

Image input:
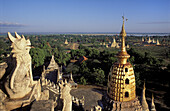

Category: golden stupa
[107, 16, 136, 102]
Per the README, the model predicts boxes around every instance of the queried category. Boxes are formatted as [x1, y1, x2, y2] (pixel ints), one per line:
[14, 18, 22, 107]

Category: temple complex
[141, 37, 161, 46]
[0, 17, 158, 111]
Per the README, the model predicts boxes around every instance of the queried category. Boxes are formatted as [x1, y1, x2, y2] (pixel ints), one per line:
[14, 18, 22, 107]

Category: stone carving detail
[4, 32, 35, 99]
[95, 105, 102, 111]
[59, 80, 72, 111]
[72, 96, 85, 106]
[0, 62, 8, 79]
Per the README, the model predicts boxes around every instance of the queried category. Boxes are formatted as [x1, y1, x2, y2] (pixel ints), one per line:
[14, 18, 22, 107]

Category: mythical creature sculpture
[4, 32, 35, 99]
[59, 80, 72, 111]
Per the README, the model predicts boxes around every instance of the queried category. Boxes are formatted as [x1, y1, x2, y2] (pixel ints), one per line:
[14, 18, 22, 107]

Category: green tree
[55, 51, 71, 66]
[80, 76, 87, 85]
[77, 49, 86, 58]
[30, 48, 45, 67]
[52, 48, 59, 56]
[91, 38, 96, 44]
[135, 72, 141, 88]
[91, 49, 100, 58]
[85, 48, 93, 57]
[70, 50, 77, 59]
[129, 56, 135, 64]
[92, 68, 105, 85]
[66, 63, 80, 74]
[78, 44, 86, 49]
[79, 61, 90, 74]
[40, 41, 52, 58]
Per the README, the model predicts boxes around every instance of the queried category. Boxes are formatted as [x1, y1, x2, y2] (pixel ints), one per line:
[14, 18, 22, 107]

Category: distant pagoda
[156, 39, 160, 45]
[110, 37, 117, 48]
[147, 37, 152, 44]
[64, 39, 68, 45]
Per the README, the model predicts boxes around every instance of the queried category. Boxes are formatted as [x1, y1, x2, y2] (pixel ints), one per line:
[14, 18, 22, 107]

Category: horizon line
[1, 31, 170, 34]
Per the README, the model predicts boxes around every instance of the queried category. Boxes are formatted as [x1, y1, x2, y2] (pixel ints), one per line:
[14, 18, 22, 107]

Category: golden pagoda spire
[120, 16, 127, 52]
[116, 16, 130, 64]
[107, 16, 136, 102]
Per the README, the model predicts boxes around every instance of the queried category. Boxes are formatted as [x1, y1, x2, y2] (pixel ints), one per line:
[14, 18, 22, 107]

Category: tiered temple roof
[47, 55, 59, 70]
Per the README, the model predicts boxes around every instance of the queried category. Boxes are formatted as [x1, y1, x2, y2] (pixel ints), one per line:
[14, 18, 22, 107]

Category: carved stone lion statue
[4, 32, 35, 99]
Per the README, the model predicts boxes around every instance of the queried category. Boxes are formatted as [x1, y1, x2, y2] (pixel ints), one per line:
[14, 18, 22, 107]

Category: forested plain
[0, 34, 170, 109]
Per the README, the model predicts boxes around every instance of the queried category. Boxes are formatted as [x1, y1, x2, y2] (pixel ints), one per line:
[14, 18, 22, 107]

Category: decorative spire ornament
[116, 16, 130, 64]
[151, 93, 156, 111]
[141, 81, 149, 111]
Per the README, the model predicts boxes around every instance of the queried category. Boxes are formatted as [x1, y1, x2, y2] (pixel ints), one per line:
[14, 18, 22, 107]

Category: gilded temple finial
[116, 16, 130, 64]
[120, 16, 127, 38]
[120, 16, 127, 52]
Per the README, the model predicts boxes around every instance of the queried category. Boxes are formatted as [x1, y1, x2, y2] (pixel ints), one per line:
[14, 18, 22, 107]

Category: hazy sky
[0, 0, 170, 33]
